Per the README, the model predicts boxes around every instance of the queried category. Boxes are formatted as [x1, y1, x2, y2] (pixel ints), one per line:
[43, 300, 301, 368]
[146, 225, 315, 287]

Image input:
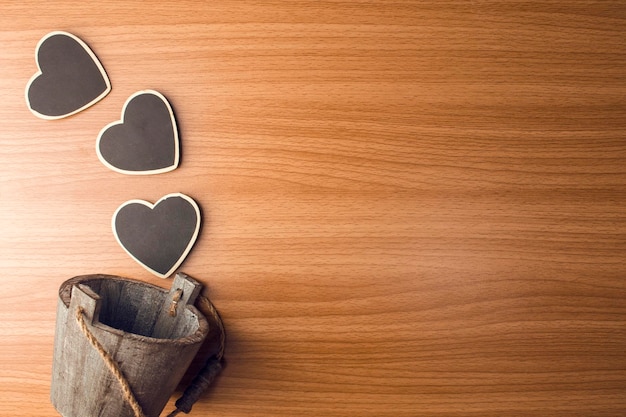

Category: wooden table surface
[1, 1, 625, 416]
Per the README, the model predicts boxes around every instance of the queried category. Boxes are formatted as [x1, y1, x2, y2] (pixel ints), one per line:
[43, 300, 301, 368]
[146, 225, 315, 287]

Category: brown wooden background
[1, 1, 625, 416]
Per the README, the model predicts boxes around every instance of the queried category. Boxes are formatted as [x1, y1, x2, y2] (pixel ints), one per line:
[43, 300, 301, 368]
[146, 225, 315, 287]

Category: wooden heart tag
[97, 90, 179, 175]
[112, 193, 201, 278]
[26, 31, 111, 119]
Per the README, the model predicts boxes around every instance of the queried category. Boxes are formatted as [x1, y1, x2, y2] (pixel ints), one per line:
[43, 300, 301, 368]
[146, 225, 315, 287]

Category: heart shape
[26, 31, 111, 119]
[97, 90, 179, 175]
[112, 193, 201, 278]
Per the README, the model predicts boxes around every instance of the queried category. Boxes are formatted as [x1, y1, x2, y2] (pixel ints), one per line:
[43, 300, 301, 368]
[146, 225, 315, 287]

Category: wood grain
[1, 1, 625, 416]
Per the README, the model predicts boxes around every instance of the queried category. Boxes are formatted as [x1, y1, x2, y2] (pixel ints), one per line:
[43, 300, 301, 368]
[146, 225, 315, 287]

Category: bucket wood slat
[51, 273, 209, 417]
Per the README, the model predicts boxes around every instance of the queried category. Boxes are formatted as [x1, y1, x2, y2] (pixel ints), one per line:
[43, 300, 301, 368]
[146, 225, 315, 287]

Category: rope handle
[76, 307, 147, 417]
[76, 293, 225, 417]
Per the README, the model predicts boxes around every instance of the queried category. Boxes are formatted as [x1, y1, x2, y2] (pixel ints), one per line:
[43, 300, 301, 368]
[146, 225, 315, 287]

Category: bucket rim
[58, 273, 209, 345]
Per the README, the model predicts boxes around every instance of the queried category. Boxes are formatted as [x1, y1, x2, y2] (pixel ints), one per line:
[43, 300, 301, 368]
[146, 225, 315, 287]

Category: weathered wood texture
[51, 274, 208, 417]
[1, 1, 625, 416]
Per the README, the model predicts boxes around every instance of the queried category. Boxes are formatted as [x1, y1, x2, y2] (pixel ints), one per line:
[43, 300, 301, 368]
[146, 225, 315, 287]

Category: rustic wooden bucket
[51, 273, 209, 417]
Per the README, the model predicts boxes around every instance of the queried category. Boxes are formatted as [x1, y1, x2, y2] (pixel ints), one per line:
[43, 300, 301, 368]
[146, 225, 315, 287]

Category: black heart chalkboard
[97, 90, 179, 175]
[112, 193, 201, 278]
[26, 31, 111, 119]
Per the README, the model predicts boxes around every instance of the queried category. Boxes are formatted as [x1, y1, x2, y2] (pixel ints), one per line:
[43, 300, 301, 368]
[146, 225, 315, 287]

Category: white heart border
[96, 89, 180, 175]
[112, 192, 201, 278]
[25, 31, 112, 120]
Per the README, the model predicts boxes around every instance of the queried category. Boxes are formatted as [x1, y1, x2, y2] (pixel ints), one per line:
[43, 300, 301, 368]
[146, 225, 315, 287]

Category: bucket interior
[61, 277, 202, 340]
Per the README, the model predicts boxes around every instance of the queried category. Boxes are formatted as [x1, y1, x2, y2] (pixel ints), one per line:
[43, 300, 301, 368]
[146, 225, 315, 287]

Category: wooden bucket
[51, 273, 209, 417]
